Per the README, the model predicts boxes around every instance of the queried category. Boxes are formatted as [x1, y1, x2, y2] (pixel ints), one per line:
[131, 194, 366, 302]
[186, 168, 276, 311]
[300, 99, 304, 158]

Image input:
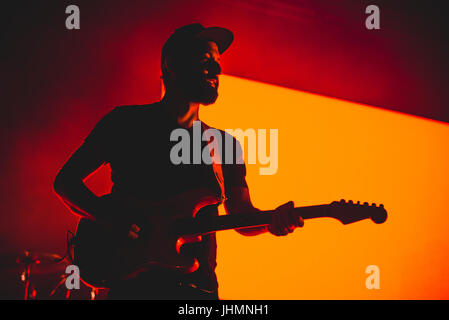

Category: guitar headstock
[328, 199, 388, 225]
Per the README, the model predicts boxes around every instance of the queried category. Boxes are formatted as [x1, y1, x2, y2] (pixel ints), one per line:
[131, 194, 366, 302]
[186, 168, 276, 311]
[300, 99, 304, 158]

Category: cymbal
[17, 251, 64, 264]
[0, 251, 68, 275]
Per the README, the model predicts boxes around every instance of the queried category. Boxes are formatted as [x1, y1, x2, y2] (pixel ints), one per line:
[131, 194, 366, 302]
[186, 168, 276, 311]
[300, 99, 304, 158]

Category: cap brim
[195, 27, 234, 54]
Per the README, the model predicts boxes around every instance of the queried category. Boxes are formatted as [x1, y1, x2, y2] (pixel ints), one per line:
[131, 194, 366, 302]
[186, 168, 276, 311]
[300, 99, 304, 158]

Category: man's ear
[165, 53, 193, 76]
[164, 55, 185, 74]
[162, 56, 172, 75]
[162, 56, 178, 86]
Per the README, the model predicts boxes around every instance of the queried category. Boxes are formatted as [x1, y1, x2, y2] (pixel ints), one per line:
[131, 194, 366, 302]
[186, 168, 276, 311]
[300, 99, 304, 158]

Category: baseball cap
[161, 23, 234, 71]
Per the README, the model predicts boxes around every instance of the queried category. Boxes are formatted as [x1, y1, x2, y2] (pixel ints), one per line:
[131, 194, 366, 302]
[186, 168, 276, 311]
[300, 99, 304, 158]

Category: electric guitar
[73, 188, 387, 288]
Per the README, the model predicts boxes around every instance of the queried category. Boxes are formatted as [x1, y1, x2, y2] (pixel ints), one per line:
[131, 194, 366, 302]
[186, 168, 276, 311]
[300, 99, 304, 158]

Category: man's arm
[53, 143, 110, 221]
[54, 143, 140, 239]
[224, 186, 304, 236]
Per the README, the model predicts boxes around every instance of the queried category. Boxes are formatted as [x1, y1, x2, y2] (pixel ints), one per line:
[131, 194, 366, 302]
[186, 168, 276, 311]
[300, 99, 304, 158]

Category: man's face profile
[171, 40, 222, 105]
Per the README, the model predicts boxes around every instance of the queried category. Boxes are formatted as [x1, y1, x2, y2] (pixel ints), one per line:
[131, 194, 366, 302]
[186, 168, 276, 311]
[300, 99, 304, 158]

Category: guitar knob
[357, 201, 360, 205]
[348, 200, 353, 204]
[371, 203, 376, 207]
[340, 199, 345, 203]
[380, 204, 384, 208]
[363, 202, 369, 206]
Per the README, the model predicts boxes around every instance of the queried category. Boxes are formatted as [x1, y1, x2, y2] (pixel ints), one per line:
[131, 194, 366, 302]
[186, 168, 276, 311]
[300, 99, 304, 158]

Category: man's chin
[179, 81, 218, 105]
[198, 95, 218, 106]
[191, 90, 218, 105]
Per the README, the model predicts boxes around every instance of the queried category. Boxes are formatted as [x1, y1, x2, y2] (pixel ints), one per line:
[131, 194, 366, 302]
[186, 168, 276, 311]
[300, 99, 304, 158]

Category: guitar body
[73, 188, 221, 288]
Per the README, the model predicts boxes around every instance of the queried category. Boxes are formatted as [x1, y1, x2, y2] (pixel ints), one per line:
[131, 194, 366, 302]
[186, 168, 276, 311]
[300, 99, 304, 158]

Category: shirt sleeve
[222, 135, 248, 192]
[82, 107, 121, 162]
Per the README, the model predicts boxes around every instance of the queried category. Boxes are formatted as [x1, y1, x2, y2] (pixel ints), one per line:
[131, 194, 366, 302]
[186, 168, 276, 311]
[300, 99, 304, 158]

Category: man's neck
[160, 93, 200, 129]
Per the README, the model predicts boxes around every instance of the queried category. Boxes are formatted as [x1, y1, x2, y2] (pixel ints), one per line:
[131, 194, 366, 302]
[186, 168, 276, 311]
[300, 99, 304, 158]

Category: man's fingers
[280, 212, 295, 233]
[128, 230, 139, 239]
[268, 201, 301, 236]
[297, 216, 304, 228]
[278, 203, 297, 233]
[128, 224, 141, 239]
[273, 226, 288, 236]
[276, 215, 292, 235]
[269, 215, 285, 236]
[268, 201, 306, 236]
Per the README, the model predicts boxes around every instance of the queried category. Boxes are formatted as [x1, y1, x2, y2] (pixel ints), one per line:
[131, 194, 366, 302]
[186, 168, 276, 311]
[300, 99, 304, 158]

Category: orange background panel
[199, 74, 449, 299]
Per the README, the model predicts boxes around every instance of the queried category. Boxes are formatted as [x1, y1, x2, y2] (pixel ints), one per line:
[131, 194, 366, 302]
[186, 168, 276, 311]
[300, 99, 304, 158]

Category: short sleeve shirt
[83, 102, 248, 290]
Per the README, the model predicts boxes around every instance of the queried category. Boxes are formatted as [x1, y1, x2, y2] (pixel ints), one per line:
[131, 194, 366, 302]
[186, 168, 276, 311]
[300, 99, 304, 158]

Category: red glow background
[1, 0, 448, 298]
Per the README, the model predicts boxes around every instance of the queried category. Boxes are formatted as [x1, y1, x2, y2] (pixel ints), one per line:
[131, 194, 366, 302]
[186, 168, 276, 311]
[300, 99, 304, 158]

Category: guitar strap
[201, 121, 227, 204]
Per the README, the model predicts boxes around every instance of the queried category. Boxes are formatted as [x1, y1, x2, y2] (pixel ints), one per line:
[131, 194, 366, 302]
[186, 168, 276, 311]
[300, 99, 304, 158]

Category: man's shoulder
[98, 102, 162, 129]
[204, 125, 240, 144]
[111, 102, 161, 117]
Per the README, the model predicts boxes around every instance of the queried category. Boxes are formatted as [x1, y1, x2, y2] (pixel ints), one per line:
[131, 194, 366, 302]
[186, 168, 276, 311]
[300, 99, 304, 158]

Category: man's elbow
[53, 171, 68, 197]
[53, 174, 62, 196]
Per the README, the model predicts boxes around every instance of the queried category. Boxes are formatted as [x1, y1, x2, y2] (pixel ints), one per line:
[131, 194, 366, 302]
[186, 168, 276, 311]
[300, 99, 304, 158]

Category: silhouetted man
[54, 23, 303, 299]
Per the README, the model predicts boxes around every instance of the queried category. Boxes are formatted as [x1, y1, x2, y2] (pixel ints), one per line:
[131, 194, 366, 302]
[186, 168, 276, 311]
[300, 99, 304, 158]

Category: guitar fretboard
[178, 204, 329, 236]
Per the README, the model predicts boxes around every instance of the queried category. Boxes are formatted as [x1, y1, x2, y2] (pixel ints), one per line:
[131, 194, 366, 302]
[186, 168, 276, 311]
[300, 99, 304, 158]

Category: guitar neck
[180, 205, 329, 236]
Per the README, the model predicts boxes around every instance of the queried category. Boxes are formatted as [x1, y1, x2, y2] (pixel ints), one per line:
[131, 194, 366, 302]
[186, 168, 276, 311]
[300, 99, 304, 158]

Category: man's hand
[128, 224, 141, 240]
[267, 201, 304, 236]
